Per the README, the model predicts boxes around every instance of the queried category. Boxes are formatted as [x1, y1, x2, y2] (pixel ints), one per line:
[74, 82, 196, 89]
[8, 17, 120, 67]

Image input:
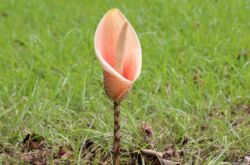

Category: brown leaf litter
[233, 153, 250, 165]
[21, 133, 50, 164]
[142, 122, 153, 142]
[1, 119, 248, 164]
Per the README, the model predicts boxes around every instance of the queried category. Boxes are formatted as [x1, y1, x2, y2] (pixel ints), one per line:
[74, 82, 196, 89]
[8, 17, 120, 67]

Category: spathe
[94, 9, 142, 101]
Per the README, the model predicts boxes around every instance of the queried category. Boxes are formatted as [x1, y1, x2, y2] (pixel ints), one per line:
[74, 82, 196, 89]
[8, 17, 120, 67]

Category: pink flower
[94, 9, 142, 101]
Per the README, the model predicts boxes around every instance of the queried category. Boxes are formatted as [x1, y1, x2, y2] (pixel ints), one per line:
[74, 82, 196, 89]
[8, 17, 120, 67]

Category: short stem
[113, 101, 121, 165]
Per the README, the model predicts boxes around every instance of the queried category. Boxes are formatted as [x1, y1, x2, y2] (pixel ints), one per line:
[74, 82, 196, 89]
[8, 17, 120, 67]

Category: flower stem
[113, 101, 121, 165]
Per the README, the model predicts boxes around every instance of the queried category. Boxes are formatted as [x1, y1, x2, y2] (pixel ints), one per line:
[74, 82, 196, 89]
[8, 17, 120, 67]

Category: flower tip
[107, 8, 125, 19]
[109, 8, 121, 13]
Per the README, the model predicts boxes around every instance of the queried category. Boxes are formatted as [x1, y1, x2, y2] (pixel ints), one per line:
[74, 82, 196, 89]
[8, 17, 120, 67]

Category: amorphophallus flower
[94, 8, 142, 101]
[94, 9, 142, 165]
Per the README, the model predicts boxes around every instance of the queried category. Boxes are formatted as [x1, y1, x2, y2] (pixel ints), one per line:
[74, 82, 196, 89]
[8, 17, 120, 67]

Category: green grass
[0, 0, 250, 164]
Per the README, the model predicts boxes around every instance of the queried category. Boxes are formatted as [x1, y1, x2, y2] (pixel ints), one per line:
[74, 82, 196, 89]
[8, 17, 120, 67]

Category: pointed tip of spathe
[108, 8, 121, 13]
[106, 8, 125, 19]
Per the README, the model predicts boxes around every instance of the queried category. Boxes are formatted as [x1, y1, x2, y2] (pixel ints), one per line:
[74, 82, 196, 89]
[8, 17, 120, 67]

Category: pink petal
[94, 9, 142, 101]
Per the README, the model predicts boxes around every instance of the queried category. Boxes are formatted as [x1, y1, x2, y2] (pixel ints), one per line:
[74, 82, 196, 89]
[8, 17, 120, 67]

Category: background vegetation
[0, 0, 249, 164]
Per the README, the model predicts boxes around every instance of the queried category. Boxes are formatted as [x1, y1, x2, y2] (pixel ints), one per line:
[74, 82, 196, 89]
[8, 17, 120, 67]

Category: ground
[0, 0, 250, 164]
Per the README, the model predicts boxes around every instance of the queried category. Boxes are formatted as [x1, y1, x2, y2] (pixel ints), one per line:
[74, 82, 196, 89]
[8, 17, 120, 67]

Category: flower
[94, 9, 142, 101]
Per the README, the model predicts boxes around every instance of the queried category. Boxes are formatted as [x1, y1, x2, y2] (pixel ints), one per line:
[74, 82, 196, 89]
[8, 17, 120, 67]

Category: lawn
[0, 0, 250, 164]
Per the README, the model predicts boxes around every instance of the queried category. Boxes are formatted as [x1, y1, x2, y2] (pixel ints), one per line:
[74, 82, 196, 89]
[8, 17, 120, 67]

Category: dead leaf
[142, 122, 153, 140]
[57, 145, 73, 160]
[141, 149, 162, 160]
[242, 155, 250, 163]
[233, 153, 250, 165]
[141, 149, 180, 165]
[61, 151, 73, 160]
[22, 133, 45, 151]
[163, 146, 180, 159]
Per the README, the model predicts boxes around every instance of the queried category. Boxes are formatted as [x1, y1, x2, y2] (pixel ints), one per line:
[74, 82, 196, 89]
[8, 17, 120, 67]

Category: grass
[0, 0, 250, 164]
